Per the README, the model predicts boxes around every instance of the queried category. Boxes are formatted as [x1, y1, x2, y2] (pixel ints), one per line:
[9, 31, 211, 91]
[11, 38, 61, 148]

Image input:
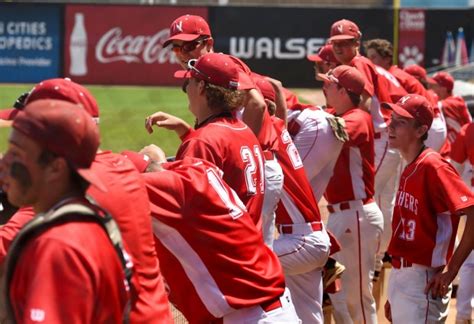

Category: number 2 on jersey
[241, 145, 265, 195]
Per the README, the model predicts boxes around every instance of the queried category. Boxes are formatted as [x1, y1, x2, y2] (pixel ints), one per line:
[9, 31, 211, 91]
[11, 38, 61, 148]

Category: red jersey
[440, 95, 472, 144]
[10, 220, 128, 323]
[271, 117, 322, 225]
[144, 158, 285, 323]
[176, 116, 265, 229]
[88, 151, 172, 323]
[351, 55, 404, 130]
[325, 108, 375, 204]
[0, 152, 173, 323]
[388, 148, 474, 267]
[450, 123, 474, 186]
[282, 87, 301, 110]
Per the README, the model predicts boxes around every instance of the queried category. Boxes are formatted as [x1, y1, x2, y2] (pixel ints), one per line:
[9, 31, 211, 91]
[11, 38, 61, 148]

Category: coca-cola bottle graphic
[69, 13, 88, 76]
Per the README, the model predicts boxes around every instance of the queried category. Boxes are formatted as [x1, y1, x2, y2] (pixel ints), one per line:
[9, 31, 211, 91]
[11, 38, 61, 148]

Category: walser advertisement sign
[211, 7, 393, 87]
[64, 5, 207, 85]
[0, 4, 61, 83]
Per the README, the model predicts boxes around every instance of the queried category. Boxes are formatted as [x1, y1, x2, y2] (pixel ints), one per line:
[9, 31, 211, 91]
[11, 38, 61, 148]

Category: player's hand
[145, 111, 191, 137]
[424, 267, 455, 299]
[384, 300, 392, 322]
[139, 144, 167, 164]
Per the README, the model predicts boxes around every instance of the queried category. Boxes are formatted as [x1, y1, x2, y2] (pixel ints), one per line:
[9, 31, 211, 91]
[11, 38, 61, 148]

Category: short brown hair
[204, 82, 245, 113]
[363, 39, 393, 60]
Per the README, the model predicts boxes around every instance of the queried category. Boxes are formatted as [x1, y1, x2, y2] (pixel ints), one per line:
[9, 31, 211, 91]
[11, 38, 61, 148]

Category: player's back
[88, 151, 172, 323]
[144, 157, 285, 322]
[176, 117, 265, 228]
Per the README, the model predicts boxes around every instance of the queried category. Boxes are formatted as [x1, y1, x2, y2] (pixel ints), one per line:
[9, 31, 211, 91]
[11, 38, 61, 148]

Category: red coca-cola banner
[398, 9, 425, 68]
[64, 5, 208, 85]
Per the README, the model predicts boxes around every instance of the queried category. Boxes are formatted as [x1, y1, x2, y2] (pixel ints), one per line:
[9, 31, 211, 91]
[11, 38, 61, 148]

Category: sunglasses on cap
[181, 59, 211, 93]
[171, 38, 209, 53]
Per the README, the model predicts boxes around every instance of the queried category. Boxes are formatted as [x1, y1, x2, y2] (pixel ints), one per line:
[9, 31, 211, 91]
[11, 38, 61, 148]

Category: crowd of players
[0, 14, 473, 324]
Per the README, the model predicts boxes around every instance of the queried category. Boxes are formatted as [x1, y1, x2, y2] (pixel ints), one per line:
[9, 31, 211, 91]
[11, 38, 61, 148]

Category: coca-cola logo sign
[64, 5, 208, 85]
[96, 27, 178, 64]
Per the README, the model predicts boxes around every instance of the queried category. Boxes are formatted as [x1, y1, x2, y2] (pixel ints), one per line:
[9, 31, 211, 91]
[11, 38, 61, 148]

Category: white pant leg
[327, 202, 383, 324]
[223, 288, 301, 324]
[273, 230, 330, 323]
[290, 109, 343, 201]
[456, 250, 474, 321]
[374, 134, 401, 270]
[388, 266, 451, 324]
[261, 158, 284, 249]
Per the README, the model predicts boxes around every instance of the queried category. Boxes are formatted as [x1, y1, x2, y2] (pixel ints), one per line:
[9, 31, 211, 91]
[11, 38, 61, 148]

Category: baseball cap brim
[237, 71, 256, 90]
[174, 70, 192, 79]
[381, 102, 414, 119]
[77, 167, 108, 192]
[329, 35, 356, 42]
[307, 54, 323, 62]
[0, 108, 18, 121]
[163, 34, 202, 47]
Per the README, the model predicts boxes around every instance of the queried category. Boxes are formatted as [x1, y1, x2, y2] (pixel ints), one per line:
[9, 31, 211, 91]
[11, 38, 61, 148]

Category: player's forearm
[447, 208, 474, 274]
[242, 89, 265, 136]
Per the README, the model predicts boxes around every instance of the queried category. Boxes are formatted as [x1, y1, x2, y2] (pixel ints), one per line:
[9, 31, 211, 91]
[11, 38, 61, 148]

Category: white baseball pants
[456, 250, 474, 322]
[273, 226, 330, 323]
[327, 201, 383, 324]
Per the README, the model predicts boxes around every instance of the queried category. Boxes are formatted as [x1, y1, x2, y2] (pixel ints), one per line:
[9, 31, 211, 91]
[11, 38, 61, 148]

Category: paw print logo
[399, 46, 423, 67]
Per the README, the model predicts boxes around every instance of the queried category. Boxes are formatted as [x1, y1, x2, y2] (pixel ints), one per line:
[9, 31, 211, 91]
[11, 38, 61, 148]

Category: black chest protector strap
[3, 201, 132, 324]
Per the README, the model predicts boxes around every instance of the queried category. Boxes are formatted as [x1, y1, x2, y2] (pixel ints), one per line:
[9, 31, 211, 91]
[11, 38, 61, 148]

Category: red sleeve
[352, 58, 375, 97]
[176, 138, 223, 170]
[11, 238, 97, 323]
[431, 163, 474, 215]
[0, 207, 34, 264]
[450, 125, 468, 164]
[344, 111, 371, 147]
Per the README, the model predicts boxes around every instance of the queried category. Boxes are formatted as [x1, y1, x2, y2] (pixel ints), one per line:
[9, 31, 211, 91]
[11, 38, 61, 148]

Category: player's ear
[206, 38, 214, 52]
[415, 124, 429, 139]
[44, 156, 68, 183]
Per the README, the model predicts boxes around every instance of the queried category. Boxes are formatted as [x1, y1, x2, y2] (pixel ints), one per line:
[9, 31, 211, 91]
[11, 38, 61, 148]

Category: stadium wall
[0, 2, 472, 87]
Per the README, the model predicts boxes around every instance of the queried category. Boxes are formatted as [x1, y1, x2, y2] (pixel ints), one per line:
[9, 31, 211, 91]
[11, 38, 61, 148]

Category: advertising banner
[64, 5, 207, 85]
[398, 9, 425, 68]
[211, 7, 394, 87]
[0, 4, 61, 83]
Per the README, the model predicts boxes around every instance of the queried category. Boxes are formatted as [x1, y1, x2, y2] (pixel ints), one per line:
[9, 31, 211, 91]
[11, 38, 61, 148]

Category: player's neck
[400, 141, 426, 165]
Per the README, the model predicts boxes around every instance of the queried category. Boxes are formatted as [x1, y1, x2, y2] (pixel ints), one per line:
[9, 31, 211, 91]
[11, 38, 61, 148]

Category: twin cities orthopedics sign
[0, 4, 61, 83]
[64, 5, 208, 85]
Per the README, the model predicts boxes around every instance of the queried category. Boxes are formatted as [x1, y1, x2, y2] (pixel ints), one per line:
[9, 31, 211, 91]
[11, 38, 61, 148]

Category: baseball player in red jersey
[253, 77, 332, 322]
[280, 44, 347, 201]
[141, 156, 300, 323]
[430, 72, 472, 157]
[448, 123, 474, 324]
[161, 15, 283, 246]
[320, 65, 384, 324]
[0, 100, 129, 323]
[382, 94, 474, 323]
[329, 20, 408, 281]
[146, 53, 265, 230]
[0, 79, 173, 322]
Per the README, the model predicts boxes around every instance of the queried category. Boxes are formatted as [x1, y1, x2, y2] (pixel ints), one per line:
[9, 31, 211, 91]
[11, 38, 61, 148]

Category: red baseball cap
[174, 53, 255, 90]
[431, 72, 454, 92]
[164, 15, 211, 47]
[121, 150, 151, 173]
[307, 44, 339, 64]
[25, 78, 100, 123]
[318, 65, 365, 96]
[382, 94, 434, 128]
[253, 76, 276, 102]
[403, 64, 436, 83]
[329, 19, 362, 42]
[13, 99, 105, 191]
[0, 109, 19, 121]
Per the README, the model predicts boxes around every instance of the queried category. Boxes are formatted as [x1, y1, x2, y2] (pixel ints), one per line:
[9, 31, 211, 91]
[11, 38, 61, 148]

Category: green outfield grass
[0, 84, 194, 156]
[0, 84, 311, 156]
